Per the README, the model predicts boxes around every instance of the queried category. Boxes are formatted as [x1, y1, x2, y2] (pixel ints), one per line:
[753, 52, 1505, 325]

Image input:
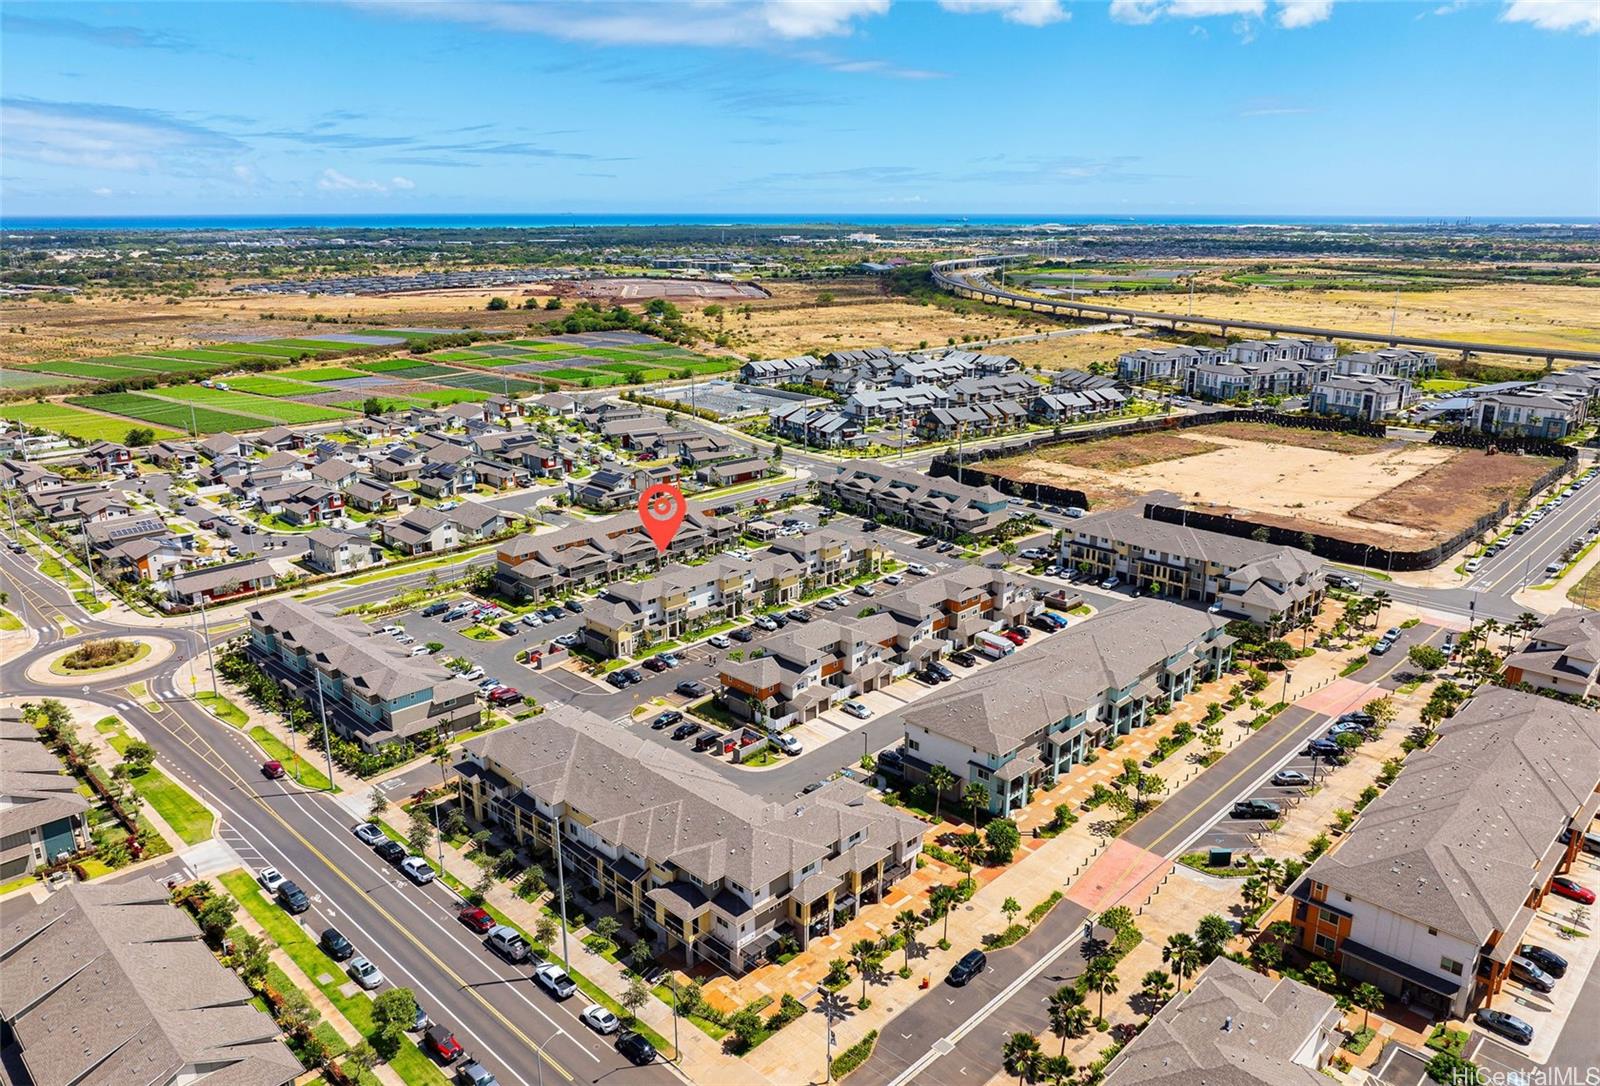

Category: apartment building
[493, 507, 737, 601]
[915, 401, 1027, 440]
[1503, 607, 1600, 699]
[1187, 358, 1334, 401]
[0, 713, 88, 879]
[768, 526, 889, 585]
[0, 879, 301, 1086]
[1116, 345, 1223, 384]
[719, 611, 903, 725]
[768, 404, 865, 448]
[1470, 386, 1590, 439]
[1027, 388, 1127, 423]
[1102, 958, 1340, 1086]
[739, 355, 819, 385]
[580, 553, 802, 659]
[247, 598, 480, 748]
[1310, 374, 1414, 421]
[899, 598, 1234, 816]
[1291, 687, 1600, 1017]
[1227, 338, 1338, 365]
[844, 384, 948, 423]
[1335, 348, 1438, 380]
[816, 461, 1014, 538]
[945, 373, 1039, 405]
[1063, 505, 1326, 630]
[458, 707, 927, 972]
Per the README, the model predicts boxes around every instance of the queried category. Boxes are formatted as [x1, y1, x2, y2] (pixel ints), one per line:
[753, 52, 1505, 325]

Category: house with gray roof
[1291, 687, 1600, 1017]
[1504, 607, 1600, 700]
[493, 506, 736, 600]
[1310, 373, 1414, 421]
[0, 712, 88, 879]
[899, 598, 1233, 816]
[305, 527, 379, 575]
[1116, 345, 1224, 384]
[247, 598, 479, 748]
[457, 705, 927, 972]
[1103, 958, 1340, 1086]
[817, 461, 1014, 539]
[379, 506, 457, 555]
[163, 557, 278, 605]
[0, 878, 301, 1086]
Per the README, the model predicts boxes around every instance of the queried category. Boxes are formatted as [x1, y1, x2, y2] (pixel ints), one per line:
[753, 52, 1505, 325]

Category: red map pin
[638, 482, 687, 553]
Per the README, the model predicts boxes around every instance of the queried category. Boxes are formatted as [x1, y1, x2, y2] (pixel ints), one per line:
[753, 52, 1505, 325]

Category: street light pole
[552, 813, 571, 969]
[314, 678, 335, 792]
[195, 590, 219, 696]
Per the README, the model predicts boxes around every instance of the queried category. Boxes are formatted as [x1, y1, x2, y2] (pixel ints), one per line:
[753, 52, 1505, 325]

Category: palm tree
[1139, 968, 1174, 1014]
[1305, 960, 1339, 992]
[1255, 856, 1283, 890]
[1046, 986, 1088, 1056]
[895, 909, 921, 971]
[1352, 982, 1385, 1031]
[931, 884, 959, 942]
[1163, 933, 1202, 991]
[849, 938, 879, 1002]
[926, 764, 957, 822]
[963, 779, 990, 826]
[1371, 589, 1390, 627]
[1240, 877, 1270, 924]
[1480, 618, 1502, 653]
[1083, 957, 1119, 1022]
[1195, 914, 1233, 961]
[1002, 1031, 1044, 1086]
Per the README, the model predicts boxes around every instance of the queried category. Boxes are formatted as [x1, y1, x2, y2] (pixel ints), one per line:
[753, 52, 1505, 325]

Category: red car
[1000, 629, 1026, 646]
[1007, 626, 1031, 642]
[458, 906, 494, 934]
[424, 1025, 463, 1062]
[261, 760, 285, 779]
[1550, 876, 1596, 905]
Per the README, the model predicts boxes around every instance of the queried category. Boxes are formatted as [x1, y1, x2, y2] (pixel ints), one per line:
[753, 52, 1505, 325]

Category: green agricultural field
[333, 387, 488, 411]
[356, 363, 458, 380]
[283, 366, 368, 382]
[66, 393, 265, 434]
[353, 358, 448, 375]
[225, 375, 330, 397]
[590, 362, 673, 380]
[148, 385, 352, 423]
[430, 371, 552, 394]
[147, 349, 258, 364]
[92, 355, 224, 375]
[426, 350, 492, 362]
[0, 401, 183, 442]
[540, 367, 627, 386]
[28, 361, 151, 381]
[214, 342, 308, 358]
[257, 338, 370, 350]
[0, 369, 78, 390]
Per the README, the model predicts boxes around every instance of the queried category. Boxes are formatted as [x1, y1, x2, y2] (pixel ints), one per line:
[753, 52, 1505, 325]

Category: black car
[618, 668, 643, 685]
[876, 748, 904, 773]
[616, 1030, 657, 1066]
[375, 839, 407, 864]
[421, 601, 450, 617]
[950, 651, 977, 668]
[1230, 799, 1281, 820]
[564, 599, 584, 613]
[1305, 738, 1342, 757]
[606, 671, 631, 689]
[276, 881, 310, 914]
[676, 679, 710, 698]
[1474, 1008, 1533, 1045]
[927, 661, 954, 682]
[671, 722, 699, 741]
[651, 711, 684, 730]
[769, 612, 789, 628]
[694, 731, 725, 752]
[320, 928, 355, 961]
[731, 627, 755, 643]
[946, 949, 987, 987]
[1519, 944, 1568, 978]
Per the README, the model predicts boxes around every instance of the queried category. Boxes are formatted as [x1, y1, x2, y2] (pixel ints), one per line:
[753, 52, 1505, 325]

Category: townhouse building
[1536, 365, 1600, 403]
[1063, 505, 1326, 631]
[739, 355, 820, 385]
[898, 598, 1233, 816]
[1227, 338, 1338, 365]
[247, 598, 480, 748]
[1292, 687, 1600, 1018]
[937, 349, 1020, 374]
[457, 707, 927, 971]
[164, 557, 277, 606]
[1470, 386, 1590, 439]
[843, 384, 947, 423]
[0, 879, 301, 1086]
[493, 507, 737, 601]
[767, 526, 889, 587]
[380, 506, 458, 555]
[1102, 958, 1340, 1086]
[719, 612, 903, 725]
[1503, 607, 1600, 699]
[305, 527, 380, 575]
[915, 400, 1027, 441]
[817, 461, 1015, 538]
[1335, 347, 1438, 380]
[581, 552, 803, 658]
[1116, 345, 1224, 384]
[944, 374, 1038, 406]
[768, 404, 865, 448]
[893, 357, 970, 386]
[1187, 357, 1334, 401]
[1051, 369, 1123, 394]
[144, 439, 200, 471]
[1309, 374, 1414, 421]
[1027, 387, 1127, 424]
[0, 711, 89, 880]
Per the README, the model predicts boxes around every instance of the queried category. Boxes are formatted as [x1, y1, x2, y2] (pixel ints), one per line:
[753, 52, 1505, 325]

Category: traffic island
[30, 636, 172, 685]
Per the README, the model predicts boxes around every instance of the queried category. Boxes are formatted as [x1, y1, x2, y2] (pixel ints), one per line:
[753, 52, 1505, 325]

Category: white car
[842, 700, 872, 720]
[769, 732, 802, 755]
[882, 574, 902, 586]
[580, 1005, 621, 1034]
[396, 634, 415, 645]
[521, 613, 544, 626]
[906, 563, 931, 576]
[380, 625, 404, 636]
[1464, 557, 1482, 573]
[708, 634, 732, 649]
[353, 823, 385, 846]
[399, 856, 435, 885]
[533, 963, 577, 1000]
[257, 867, 287, 894]
[462, 667, 484, 682]
[346, 956, 384, 990]
[409, 644, 430, 656]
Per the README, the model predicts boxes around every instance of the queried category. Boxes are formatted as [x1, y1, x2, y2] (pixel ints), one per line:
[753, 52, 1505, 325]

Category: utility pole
[552, 814, 572, 969]
[79, 529, 100, 602]
[314, 676, 335, 791]
[195, 591, 219, 696]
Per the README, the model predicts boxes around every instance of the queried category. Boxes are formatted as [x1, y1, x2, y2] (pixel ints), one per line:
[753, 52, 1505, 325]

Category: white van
[975, 632, 1015, 660]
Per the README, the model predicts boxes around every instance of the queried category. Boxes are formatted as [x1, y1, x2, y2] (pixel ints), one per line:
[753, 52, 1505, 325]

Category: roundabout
[27, 635, 175, 686]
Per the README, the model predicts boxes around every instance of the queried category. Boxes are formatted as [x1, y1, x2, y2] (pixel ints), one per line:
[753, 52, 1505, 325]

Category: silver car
[346, 956, 384, 990]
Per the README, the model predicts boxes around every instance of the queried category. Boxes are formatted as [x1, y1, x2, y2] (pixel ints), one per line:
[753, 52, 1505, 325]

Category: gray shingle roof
[0, 719, 89, 840]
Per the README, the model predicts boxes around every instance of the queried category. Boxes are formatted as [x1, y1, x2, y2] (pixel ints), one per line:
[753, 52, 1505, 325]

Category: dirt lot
[986, 422, 1556, 546]
[999, 329, 1152, 371]
[577, 278, 765, 300]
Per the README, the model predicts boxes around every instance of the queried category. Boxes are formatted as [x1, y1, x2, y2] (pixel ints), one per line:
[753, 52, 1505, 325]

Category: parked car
[533, 963, 577, 1000]
[1099, 576, 1120, 590]
[927, 660, 954, 682]
[1508, 955, 1555, 993]
[564, 599, 584, 613]
[616, 1030, 658, 1066]
[754, 615, 778, 631]
[949, 650, 978, 667]
[708, 634, 732, 649]
[276, 881, 310, 914]
[580, 1005, 621, 1034]
[1000, 629, 1026, 647]
[876, 748, 903, 773]
[257, 867, 287, 894]
[1474, 1008, 1534, 1045]
[353, 822, 385, 846]
[642, 657, 670, 673]
[651, 710, 684, 730]
[671, 721, 700, 741]
[1006, 625, 1031, 642]
[769, 732, 801, 755]
[787, 609, 813, 623]
[946, 949, 988, 987]
[375, 838, 406, 864]
[485, 926, 530, 963]
[676, 679, 710, 698]
[458, 906, 495, 934]
[1230, 799, 1281, 819]
[1305, 738, 1343, 757]
[617, 668, 643, 685]
[399, 856, 435, 885]
[1271, 769, 1311, 787]
[346, 956, 384, 990]
[907, 563, 931, 576]
[853, 584, 875, 597]
[261, 760, 286, 779]
[731, 627, 756, 643]
[425, 1025, 464, 1062]
[606, 671, 631, 689]
[455, 1059, 499, 1086]
[1518, 944, 1567, 979]
[842, 700, 872, 720]
[695, 731, 726, 752]
[488, 687, 522, 707]
[520, 613, 544, 627]
[320, 928, 355, 961]
[421, 601, 450, 617]
[1550, 876, 1595, 904]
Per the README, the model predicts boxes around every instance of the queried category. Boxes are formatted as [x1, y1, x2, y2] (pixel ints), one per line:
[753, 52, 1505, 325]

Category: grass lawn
[0, 608, 21, 631]
[249, 726, 336, 792]
[49, 640, 151, 675]
[217, 871, 451, 1086]
[198, 691, 249, 727]
[129, 766, 214, 845]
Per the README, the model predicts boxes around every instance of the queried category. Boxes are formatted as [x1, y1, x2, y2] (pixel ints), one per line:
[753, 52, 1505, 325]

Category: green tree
[728, 1006, 765, 1049]
[1002, 1031, 1044, 1086]
[1163, 933, 1202, 991]
[850, 937, 881, 1002]
[487, 296, 510, 311]
[1083, 958, 1120, 1023]
[930, 884, 960, 942]
[372, 987, 418, 1059]
[1240, 876, 1270, 923]
[362, 397, 384, 416]
[1305, 960, 1339, 992]
[535, 915, 560, 948]
[963, 779, 990, 825]
[1002, 897, 1022, 928]
[545, 296, 563, 310]
[1195, 914, 1233, 961]
[1352, 982, 1385, 1030]
[986, 818, 1021, 864]
[895, 908, 921, 970]
[926, 765, 957, 822]
[592, 915, 621, 949]
[1408, 643, 1447, 672]
[228, 931, 270, 986]
[622, 975, 651, 1021]
[1139, 968, 1174, 1013]
[406, 807, 433, 855]
[121, 739, 155, 774]
[124, 426, 156, 447]
[1047, 985, 1090, 1056]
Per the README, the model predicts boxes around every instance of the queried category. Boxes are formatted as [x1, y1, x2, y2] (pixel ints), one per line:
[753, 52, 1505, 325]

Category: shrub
[62, 638, 139, 670]
[831, 1030, 878, 1079]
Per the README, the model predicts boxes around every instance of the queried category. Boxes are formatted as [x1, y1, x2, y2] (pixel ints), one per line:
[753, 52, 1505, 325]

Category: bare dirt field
[985, 422, 1557, 546]
[578, 278, 766, 300]
[999, 329, 1152, 371]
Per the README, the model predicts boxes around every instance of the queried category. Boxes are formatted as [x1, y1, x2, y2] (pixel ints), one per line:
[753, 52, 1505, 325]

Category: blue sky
[2, 0, 1597, 219]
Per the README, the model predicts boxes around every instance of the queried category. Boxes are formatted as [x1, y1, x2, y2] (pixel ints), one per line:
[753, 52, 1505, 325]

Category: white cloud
[231, 163, 255, 183]
[0, 96, 242, 172]
[1502, 0, 1600, 32]
[91, 186, 113, 197]
[763, 0, 888, 37]
[1167, 0, 1264, 15]
[1109, 0, 1162, 22]
[937, 0, 1069, 26]
[390, 175, 415, 189]
[1276, 0, 1332, 26]
[317, 168, 386, 192]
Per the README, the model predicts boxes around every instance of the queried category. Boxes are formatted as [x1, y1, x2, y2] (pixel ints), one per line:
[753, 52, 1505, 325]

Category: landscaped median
[216, 870, 450, 1086]
[250, 725, 337, 792]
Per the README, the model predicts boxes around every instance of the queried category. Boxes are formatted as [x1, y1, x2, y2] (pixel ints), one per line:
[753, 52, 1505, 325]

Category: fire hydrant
[920, 976, 930, 990]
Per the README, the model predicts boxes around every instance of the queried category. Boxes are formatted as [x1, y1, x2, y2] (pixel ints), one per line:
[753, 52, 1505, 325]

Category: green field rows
[98, 355, 224, 374]
[283, 366, 369, 382]
[539, 367, 628, 386]
[0, 401, 183, 442]
[225, 375, 330, 397]
[29, 361, 154, 380]
[430, 371, 552, 393]
[425, 350, 489, 362]
[258, 338, 374, 351]
[332, 387, 489, 410]
[66, 393, 266, 434]
[148, 348, 259, 364]
[149, 385, 352, 423]
[352, 358, 447, 375]
[0, 370, 79, 390]
[213, 342, 307, 358]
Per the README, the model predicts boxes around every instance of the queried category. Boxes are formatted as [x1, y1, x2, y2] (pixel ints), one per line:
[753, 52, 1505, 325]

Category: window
[1343, 894, 1352, 903]
[1427, 927, 1437, 936]
[907, 738, 920, 752]
[1440, 957, 1463, 977]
